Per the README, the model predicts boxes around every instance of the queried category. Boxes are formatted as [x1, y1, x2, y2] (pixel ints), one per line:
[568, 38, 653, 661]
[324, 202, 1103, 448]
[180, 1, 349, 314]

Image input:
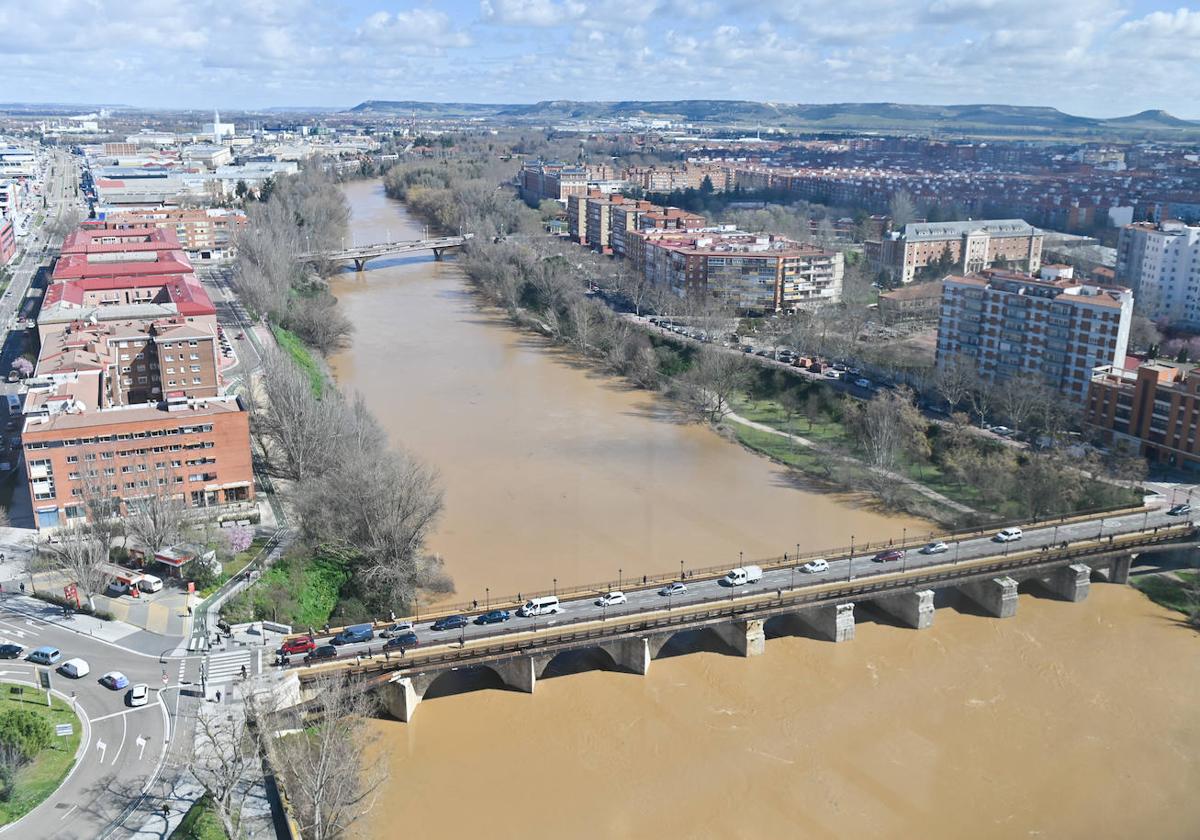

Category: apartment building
[22, 384, 252, 530]
[0, 220, 14, 266]
[634, 230, 843, 313]
[566, 191, 592, 245]
[868, 219, 1043, 284]
[1086, 362, 1200, 469]
[88, 209, 247, 258]
[518, 161, 589, 205]
[1115, 220, 1200, 327]
[935, 268, 1133, 404]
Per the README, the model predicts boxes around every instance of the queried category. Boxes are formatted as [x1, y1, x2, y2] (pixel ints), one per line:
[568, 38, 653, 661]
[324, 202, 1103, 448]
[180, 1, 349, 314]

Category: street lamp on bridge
[485, 587, 489, 610]
[848, 535, 855, 582]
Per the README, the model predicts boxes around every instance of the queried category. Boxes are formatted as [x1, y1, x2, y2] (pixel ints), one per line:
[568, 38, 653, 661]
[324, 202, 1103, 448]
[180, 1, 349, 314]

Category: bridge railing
[288, 500, 1153, 641]
[296, 522, 1190, 684]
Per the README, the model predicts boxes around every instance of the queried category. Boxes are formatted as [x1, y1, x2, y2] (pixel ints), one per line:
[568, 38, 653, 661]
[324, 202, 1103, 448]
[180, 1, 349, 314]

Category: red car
[872, 549, 906, 563]
[280, 637, 316, 655]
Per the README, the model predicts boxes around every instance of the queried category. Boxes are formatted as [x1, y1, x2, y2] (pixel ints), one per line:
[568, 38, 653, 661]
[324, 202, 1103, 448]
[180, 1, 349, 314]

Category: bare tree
[41, 523, 110, 610]
[267, 677, 386, 840]
[843, 387, 929, 494]
[672, 348, 752, 423]
[192, 704, 258, 839]
[933, 361, 978, 414]
[997, 377, 1040, 433]
[125, 466, 189, 555]
[888, 190, 919, 228]
[258, 351, 342, 482]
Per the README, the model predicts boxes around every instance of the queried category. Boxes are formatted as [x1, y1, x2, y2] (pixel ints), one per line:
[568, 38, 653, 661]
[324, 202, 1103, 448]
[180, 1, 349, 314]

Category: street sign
[161, 673, 168, 686]
[55, 723, 72, 737]
[37, 668, 51, 690]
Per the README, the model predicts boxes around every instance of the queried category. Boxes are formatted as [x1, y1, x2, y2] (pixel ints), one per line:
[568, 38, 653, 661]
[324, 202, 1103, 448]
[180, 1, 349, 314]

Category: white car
[596, 591, 627, 607]
[801, 559, 829, 573]
[128, 683, 149, 707]
[658, 582, 687, 596]
[994, 527, 1023, 543]
[920, 541, 949, 555]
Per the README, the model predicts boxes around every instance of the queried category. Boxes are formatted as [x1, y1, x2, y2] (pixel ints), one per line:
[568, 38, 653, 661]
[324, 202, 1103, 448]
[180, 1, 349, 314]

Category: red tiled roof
[52, 249, 193, 281]
[61, 226, 178, 255]
[43, 273, 215, 317]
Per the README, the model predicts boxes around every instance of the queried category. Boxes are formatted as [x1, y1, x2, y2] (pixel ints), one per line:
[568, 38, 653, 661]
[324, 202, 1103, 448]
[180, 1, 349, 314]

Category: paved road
[284, 503, 1182, 667]
[0, 599, 179, 840]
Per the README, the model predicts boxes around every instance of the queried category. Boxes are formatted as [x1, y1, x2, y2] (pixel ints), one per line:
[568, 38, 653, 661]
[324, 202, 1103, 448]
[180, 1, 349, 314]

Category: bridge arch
[536, 646, 621, 680]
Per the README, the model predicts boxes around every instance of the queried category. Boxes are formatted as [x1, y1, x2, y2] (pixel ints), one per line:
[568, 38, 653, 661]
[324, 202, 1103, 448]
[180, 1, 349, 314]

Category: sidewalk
[0, 592, 187, 656]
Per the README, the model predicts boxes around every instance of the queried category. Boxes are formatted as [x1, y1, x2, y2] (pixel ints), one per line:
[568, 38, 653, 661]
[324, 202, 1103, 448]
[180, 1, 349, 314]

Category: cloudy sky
[3, 0, 1198, 117]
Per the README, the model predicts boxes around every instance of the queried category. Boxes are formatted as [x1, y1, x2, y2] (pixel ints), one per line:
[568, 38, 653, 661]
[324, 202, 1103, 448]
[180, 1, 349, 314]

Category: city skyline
[2, 0, 1198, 118]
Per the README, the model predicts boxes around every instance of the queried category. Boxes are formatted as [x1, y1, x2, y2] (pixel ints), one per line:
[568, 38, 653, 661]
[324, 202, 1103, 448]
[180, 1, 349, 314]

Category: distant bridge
[297, 234, 473, 271]
[279, 506, 1196, 722]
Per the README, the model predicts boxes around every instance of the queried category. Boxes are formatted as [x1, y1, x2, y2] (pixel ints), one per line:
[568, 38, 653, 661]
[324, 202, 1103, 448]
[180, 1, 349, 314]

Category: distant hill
[348, 99, 1200, 137]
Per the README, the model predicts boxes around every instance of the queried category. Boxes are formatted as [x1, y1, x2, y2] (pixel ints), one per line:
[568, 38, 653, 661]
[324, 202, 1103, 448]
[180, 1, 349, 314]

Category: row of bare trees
[232, 166, 354, 355]
[193, 675, 383, 840]
[252, 350, 450, 614]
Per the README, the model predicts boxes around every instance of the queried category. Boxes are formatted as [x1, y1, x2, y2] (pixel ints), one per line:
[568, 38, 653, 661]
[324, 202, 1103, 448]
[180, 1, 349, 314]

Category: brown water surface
[330, 180, 1200, 839]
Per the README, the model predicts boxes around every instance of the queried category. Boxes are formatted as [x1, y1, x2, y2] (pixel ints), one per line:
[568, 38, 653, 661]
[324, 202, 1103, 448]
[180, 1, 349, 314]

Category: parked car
[474, 609, 511, 625]
[304, 645, 338, 663]
[379, 622, 415, 638]
[801, 559, 829, 574]
[128, 684, 149, 707]
[991, 425, 1014, 437]
[1168, 503, 1192, 516]
[824, 369, 841, 379]
[854, 378, 872, 389]
[0, 644, 23, 659]
[596, 591, 627, 607]
[994, 527, 1023, 543]
[872, 549, 905, 563]
[431, 615, 468, 631]
[100, 671, 129, 690]
[384, 632, 419, 650]
[280, 637, 316, 656]
[919, 541, 949, 555]
[658, 582, 687, 596]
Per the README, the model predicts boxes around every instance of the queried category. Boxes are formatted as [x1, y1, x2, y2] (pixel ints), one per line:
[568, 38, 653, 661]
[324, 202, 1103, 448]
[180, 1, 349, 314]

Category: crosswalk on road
[205, 649, 252, 684]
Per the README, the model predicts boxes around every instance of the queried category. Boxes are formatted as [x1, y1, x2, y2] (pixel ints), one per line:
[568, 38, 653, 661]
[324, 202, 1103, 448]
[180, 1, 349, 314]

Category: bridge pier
[380, 675, 422, 723]
[958, 576, 1019, 618]
[353, 258, 367, 272]
[494, 656, 538, 693]
[1109, 554, 1132, 585]
[713, 619, 766, 656]
[432, 248, 444, 261]
[603, 637, 651, 675]
[798, 602, 856, 642]
[1043, 563, 1091, 602]
[874, 589, 935, 629]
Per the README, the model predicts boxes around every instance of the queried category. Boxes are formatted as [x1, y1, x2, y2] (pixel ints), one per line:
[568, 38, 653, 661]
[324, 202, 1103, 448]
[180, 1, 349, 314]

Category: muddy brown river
[330, 180, 1200, 839]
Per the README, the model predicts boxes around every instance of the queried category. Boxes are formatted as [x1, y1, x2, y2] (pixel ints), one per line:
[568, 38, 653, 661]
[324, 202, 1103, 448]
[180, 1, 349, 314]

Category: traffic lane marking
[89, 704, 162, 724]
[108, 714, 127, 766]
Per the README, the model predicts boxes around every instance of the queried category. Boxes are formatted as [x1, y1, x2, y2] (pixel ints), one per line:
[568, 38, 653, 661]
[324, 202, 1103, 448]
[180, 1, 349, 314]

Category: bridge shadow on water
[421, 665, 509, 700]
[654, 627, 740, 659]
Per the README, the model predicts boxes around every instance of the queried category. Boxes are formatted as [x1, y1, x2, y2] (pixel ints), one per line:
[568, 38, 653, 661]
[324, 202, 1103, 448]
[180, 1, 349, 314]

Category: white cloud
[480, 0, 587, 27]
[357, 8, 473, 48]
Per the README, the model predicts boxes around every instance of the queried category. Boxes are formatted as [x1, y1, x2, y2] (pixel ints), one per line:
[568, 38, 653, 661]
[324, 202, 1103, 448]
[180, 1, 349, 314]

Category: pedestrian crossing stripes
[205, 649, 252, 684]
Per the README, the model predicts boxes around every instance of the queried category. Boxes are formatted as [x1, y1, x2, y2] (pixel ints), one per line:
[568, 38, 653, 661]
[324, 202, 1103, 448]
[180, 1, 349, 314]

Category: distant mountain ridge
[349, 99, 1200, 134]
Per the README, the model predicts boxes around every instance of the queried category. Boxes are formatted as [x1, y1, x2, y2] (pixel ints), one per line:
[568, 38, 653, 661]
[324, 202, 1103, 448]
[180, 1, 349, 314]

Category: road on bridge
[283, 503, 1182, 668]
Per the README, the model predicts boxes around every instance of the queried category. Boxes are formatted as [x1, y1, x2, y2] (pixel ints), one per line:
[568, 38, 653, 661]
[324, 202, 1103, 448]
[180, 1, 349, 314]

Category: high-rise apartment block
[1115, 220, 1200, 327]
[867, 219, 1043, 284]
[936, 268, 1132, 404]
[1086, 362, 1200, 469]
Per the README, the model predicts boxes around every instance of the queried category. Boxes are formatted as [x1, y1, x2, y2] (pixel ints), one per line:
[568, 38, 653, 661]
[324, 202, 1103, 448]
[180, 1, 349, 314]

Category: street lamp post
[681, 559, 685, 580]
[618, 568, 622, 589]
[848, 535, 855, 582]
[553, 578, 557, 597]
[1053, 523, 1059, 547]
[485, 587, 489, 610]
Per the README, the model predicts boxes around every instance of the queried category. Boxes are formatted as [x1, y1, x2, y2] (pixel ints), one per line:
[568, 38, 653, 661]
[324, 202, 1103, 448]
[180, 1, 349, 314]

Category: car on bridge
[304, 645, 338, 663]
[333, 624, 374, 645]
[431, 615, 469, 631]
[994, 527, 1023, 543]
[801, 559, 829, 574]
[474, 609, 511, 625]
[919, 541, 949, 555]
[384, 632, 419, 650]
[379, 622, 415, 638]
[872, 549, 905, 563]
[1168, 503, 1192, 516]
[658, 582, 687, 596]
[596, 591, 627, 607]
[280, 637, 316, 656]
